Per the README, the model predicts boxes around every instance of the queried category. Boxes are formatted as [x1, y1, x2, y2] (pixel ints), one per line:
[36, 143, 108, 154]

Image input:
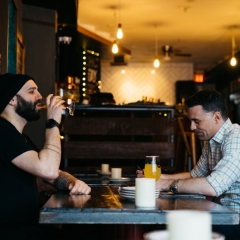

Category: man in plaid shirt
[137, 89, 240, 240]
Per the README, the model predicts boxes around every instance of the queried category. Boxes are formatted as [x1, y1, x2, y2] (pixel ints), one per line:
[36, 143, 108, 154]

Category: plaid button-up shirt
[191, 118, 240, 214]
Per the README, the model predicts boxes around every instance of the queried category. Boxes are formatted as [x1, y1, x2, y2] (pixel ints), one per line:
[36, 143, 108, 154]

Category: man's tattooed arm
[53, 170, 77, 190]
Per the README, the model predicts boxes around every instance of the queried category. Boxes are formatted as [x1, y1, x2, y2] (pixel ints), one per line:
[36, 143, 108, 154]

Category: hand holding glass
[144, 156, 161, 181]
[40, 97, 75, 116]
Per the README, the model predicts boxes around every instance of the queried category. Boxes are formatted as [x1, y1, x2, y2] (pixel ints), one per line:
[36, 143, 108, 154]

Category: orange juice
[144, 163, 161, 181]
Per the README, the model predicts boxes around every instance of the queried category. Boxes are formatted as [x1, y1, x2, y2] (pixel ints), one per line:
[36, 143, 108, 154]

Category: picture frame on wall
[17, 37, 25, 74]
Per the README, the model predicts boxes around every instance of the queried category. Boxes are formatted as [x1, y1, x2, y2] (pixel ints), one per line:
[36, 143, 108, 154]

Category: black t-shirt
[0, 117, 39, 225]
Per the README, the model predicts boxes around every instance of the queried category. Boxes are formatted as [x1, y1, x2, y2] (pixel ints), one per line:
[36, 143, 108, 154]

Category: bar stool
[177, 117, 197, 171]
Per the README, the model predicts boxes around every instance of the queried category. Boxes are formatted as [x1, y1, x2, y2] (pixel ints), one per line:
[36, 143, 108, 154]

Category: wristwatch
[170, 179, 179, 194]
[45, 119, 62, 130]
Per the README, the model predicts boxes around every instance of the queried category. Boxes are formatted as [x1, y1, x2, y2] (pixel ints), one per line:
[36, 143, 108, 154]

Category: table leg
[124, 224, 143, 240]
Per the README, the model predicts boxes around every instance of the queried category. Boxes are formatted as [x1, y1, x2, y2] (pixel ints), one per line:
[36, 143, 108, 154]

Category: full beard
[15, 94, 41, 121]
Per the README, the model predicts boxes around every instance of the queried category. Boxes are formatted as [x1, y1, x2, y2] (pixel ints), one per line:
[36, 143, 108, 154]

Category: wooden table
[40, 185, 239, 224]
[39, 185, 239, 240]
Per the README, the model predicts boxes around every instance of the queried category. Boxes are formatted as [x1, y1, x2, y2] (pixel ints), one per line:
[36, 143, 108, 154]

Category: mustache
[34, 99, 42, 107]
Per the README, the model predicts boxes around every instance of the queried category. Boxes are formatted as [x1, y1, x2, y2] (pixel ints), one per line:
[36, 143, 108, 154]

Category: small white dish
[96, 170, 111, 176]
[119, 192, 159, 201]
[121, 186, 136, 191]
[143, 230, 225, 240]
[119, 190, 159, 196]
[109, 177, 131, 183]
[120, 186, 160, 194]
[119, 192, 135, 201]
[143, 230, 169, 240]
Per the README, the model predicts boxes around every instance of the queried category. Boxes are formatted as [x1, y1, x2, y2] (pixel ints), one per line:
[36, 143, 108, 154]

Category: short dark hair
[185, 89, 228, 120]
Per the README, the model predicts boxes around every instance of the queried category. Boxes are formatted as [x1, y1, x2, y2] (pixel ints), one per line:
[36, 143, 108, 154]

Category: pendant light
[230, 28, 237, 67]
[112, 40, 118, 54]
[116, 0, 123, 39]
[112, 9, 119, 54]
[153, 25, 160, 68]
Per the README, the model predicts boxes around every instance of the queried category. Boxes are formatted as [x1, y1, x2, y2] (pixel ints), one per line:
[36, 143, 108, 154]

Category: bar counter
[73, 104, 175, 118]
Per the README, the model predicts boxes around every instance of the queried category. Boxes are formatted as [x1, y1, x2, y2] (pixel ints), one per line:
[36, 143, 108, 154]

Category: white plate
[96, 170, 111, 176]
[143, 230, 225, 240]
[120, 189, 160, 194]
[120, 186, 160, 194]
[143, 230, 169, 240]
[108, 177, 131, 183]
[121, 186, 136, 191]
[119, 191, 135, 197]
[119, 192, 159, 200]
[119, 190, 159, 197]
[119, 192, 135, 201]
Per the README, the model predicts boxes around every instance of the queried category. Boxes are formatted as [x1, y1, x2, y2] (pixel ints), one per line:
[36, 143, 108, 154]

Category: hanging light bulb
[230, 56, 237, 66]
[116, 23, 123, 39]
[230, 27, 237, 67]
[153, 25, 160, 68]
[112, 40, 118, 54]
[116, 0, 123, 39]
[154, 58, 160, 68]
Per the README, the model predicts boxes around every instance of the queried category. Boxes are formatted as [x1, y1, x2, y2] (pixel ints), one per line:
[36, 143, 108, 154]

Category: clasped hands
[68, 179, 91, 195]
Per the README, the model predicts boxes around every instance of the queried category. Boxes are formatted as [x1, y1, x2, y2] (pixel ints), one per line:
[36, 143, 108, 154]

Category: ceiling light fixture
[116, 0, 123, 39]
[112, 40, 118, 54]
[162, 45, 172, 61]
[230, 27, 237, 67]
[153, 25, 160, 68]
[112, 8, 119, 54]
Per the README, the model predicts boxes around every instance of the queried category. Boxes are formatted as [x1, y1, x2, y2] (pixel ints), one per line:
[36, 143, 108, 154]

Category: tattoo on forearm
[54, 172, 75, 190]
[44, 143, 61, 150]
[43, 147, 61, 156]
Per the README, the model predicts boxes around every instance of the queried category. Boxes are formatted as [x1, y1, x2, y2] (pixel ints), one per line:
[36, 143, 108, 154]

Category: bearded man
[0, 73, 92, 240]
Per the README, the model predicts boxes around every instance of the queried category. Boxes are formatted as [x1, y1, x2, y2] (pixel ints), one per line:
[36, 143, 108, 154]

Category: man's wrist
[45, 119, 62, 130]
[170, 179, 179, 194]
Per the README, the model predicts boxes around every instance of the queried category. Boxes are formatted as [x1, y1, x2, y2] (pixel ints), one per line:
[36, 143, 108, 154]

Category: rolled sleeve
[191, 143, 210, 178]
[206, 151, 240, 196]
[206, 132, 240, 196]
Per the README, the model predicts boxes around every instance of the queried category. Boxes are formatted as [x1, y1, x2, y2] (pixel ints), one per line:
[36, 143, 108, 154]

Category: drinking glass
[40, 98, 75, 116]
[144, 156, 161, 181]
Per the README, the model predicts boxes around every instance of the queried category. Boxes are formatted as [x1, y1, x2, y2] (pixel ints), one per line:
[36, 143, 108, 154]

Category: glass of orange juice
[40, 97, 75, 116]
[144, 156, 161, 181]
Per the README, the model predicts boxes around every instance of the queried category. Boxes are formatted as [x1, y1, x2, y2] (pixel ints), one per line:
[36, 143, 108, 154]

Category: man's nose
[190, 122, 196, 131]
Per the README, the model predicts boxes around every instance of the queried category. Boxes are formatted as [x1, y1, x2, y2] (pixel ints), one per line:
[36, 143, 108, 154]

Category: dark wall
[204, 52, 240, 124]
[175, 81, 216, 104]
[22, 0, 76, 25]
[205, 51, 240, 89]
[22, 5, 56, 149]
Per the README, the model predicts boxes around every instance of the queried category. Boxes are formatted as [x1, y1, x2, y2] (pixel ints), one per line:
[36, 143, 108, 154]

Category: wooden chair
[62, 115, 177, 174]
[177, 117, 197, 171]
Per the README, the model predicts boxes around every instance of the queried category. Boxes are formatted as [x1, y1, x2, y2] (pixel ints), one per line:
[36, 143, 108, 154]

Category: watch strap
[170, 179, 179, 194]
[45, 119, 62, 130]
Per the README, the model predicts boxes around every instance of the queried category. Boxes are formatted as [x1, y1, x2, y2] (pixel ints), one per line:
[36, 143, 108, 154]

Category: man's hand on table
[68, 179, 91, 195]
[136, 169, 144, 178]
[136, 169, 173, 191]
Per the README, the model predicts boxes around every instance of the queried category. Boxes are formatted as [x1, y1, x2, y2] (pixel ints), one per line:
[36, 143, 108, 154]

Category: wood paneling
[0, 0, 9, 73]
[62, 110, 177, 172]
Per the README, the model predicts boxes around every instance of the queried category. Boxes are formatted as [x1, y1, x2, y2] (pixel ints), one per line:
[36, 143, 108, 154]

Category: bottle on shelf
[58, 76, 80, 103]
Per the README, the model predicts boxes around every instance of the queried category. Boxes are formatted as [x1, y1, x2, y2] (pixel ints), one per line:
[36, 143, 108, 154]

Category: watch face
[46, 119, 60, 129]
[170, 180, 178, 194]
[171, 186, 178, 194]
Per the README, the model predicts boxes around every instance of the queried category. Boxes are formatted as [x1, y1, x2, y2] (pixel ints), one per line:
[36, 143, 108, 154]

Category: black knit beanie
[0, 73, 34, 113]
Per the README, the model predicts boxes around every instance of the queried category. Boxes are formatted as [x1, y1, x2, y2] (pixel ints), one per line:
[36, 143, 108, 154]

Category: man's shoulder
[223, 122, 240, 141]
[0, 117, 17, 134]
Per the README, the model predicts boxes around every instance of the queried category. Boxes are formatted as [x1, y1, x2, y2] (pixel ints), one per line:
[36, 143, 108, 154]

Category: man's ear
[9, 96, 17, 106]
[214, 111, 222, 122]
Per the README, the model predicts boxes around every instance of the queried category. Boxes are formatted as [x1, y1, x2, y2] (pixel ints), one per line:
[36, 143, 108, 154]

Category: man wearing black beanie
[0, 73, 92, 240]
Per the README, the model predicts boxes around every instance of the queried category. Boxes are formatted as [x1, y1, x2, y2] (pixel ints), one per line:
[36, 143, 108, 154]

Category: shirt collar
[211, 118, 232, 143]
